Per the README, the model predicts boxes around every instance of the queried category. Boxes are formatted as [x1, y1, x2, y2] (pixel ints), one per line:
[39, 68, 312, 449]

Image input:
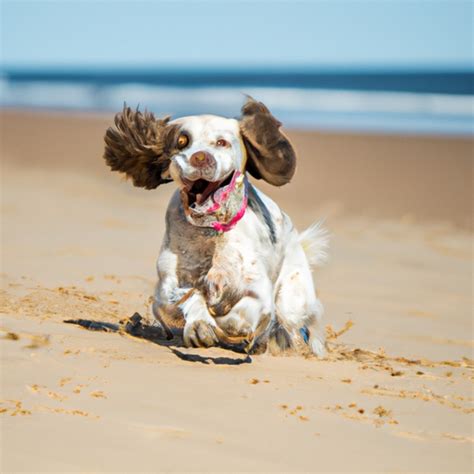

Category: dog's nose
[190, 151, 215, 168]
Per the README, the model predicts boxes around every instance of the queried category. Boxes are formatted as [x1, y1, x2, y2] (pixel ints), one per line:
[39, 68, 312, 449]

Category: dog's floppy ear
[103, 105, 180, 189]
[239, 97, 296, 186]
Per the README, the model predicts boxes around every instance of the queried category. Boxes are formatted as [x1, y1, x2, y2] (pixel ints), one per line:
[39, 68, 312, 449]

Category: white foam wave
[1, 79, 472, 135]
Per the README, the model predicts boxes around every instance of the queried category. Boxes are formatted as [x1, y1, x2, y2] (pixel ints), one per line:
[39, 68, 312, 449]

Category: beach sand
[1, 109, 472, 472]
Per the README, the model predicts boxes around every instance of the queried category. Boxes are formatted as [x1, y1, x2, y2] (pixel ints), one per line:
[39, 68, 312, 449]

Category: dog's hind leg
[272, 225, 328, 357]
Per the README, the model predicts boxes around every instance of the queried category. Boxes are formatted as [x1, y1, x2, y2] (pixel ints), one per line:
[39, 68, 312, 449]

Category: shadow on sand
[64, 313, 253, 366]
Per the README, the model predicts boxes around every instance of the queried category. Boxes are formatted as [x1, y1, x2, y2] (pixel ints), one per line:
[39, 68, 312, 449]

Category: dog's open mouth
[183, 173, 234, 208]
[181, 170, 248, 230]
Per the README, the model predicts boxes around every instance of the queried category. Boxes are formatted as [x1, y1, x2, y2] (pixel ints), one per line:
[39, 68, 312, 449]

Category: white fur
[169, 115, 245, 185]
[299, 221, 330, 268]
[153, 115, 328, 356]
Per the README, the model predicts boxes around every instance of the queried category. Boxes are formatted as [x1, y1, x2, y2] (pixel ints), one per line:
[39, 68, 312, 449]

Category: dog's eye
[216, 138, 229, 147]
[177, 133, 189, 149]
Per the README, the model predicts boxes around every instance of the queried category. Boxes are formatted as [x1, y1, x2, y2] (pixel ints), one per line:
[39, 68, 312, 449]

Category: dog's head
[103, 98, 296, 208]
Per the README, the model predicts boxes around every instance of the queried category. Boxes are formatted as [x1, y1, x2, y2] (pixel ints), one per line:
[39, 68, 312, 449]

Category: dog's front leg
[154, 285, 219, 348]
[153, 248, 219, 348]
[180, 291, 219, 348]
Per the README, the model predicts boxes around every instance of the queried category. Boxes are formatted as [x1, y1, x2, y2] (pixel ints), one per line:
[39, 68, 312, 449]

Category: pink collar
[211, 194, 248, 232]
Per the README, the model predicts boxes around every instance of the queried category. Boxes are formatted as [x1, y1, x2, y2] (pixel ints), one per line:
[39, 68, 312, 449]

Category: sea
[1, 67, 473, 136]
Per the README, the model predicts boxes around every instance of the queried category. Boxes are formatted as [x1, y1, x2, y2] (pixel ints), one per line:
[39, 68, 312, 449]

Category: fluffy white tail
[298, 221, 330, 268]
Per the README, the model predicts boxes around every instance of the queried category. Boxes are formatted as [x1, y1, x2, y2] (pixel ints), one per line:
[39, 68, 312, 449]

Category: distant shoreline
[2, 66, 473, 136]
[1, 67, 473, 95]
[1, 85, 472, 136]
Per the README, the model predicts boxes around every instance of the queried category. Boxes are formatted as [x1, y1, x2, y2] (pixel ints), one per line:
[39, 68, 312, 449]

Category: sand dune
[1, 110, 472, 472]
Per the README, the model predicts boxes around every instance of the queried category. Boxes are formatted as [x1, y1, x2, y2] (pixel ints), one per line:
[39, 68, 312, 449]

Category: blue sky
[2, 0, 472, 69]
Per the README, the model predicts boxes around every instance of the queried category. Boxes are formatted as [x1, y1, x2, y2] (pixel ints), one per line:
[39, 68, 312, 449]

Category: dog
[103, 97, 328, 356]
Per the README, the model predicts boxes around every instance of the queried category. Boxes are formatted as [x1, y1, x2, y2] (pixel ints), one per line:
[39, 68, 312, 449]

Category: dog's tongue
[196, 180, 222, 205]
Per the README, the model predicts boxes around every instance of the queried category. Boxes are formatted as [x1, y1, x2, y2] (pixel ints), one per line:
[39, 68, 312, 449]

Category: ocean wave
[1, 80, 472, 135]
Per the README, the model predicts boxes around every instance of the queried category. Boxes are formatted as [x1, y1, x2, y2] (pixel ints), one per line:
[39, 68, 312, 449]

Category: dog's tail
[298, 221, 330, 268]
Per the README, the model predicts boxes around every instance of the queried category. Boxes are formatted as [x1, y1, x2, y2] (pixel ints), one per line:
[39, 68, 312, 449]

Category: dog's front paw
[205, 270, 241, 317]
[215, 313, 252, 338]
[183, 319, 219, 348]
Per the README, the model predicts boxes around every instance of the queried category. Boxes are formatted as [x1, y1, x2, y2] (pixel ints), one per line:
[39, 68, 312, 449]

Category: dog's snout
[190, 151, 215, 168]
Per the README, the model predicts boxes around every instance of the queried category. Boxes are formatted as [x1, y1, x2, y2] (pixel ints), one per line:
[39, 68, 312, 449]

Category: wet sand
[1, 109, 473, 472]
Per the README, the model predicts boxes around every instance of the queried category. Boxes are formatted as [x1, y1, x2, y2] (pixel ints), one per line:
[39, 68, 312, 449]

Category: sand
[1, 109, 473, 472]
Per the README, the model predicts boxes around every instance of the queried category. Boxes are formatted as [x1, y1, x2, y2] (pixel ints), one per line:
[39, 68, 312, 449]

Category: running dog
[103, 97, 328, 355]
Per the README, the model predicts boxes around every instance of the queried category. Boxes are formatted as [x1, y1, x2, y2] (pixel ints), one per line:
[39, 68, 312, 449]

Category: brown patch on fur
[103, 105, 181, 189]
[204, 270, 242, 317]
[206, 294, 239, 317]
[239, 97, 296, 186]
[164, 191, 218, 287]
